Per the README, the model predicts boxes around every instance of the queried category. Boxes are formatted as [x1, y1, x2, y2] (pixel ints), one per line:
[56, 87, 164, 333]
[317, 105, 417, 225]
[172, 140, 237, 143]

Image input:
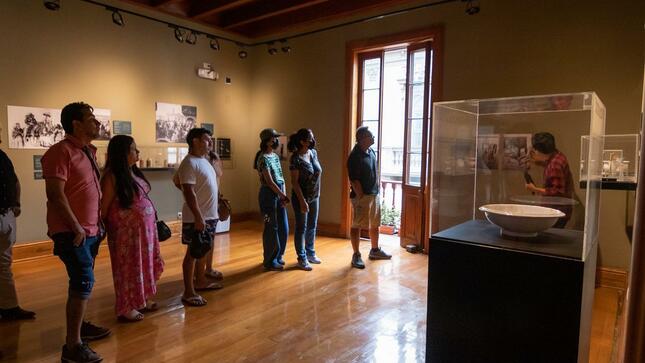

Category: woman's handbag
[156, 220, 172, 242]
[218, 194, 232, 222]
[139, 184, 172, 242]
[189, 229, 213, 259]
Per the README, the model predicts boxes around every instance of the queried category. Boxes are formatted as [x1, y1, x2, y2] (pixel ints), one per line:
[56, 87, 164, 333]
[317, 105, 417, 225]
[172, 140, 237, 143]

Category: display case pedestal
[426, 220, 597, 363]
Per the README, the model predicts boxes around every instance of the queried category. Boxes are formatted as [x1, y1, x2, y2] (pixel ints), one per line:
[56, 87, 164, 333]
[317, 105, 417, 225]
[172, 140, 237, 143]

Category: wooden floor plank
[0, 221, 620, 362]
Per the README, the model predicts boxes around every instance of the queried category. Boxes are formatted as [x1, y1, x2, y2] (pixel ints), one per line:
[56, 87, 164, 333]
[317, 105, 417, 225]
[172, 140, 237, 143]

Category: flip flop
[181, 295, 207, 307]
[195, 282, 223, 291]
[117, 311, 144, 323]
[141, 301, 158, 312]
[205, 270, 224, 281]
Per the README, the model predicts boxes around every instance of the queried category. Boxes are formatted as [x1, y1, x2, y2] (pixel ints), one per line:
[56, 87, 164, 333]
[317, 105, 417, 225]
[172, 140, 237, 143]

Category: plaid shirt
[543, 151, 573, 197]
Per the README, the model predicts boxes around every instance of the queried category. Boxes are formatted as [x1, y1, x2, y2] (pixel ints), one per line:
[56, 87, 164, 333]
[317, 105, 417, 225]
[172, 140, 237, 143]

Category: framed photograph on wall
[155, 102, 197, 143]
[217, 138, 231, 160]
[502, 134, 532, 170]
[278, 135, 288, 161]
[7, 106, 63, 149]
[477, 134, 500, 170]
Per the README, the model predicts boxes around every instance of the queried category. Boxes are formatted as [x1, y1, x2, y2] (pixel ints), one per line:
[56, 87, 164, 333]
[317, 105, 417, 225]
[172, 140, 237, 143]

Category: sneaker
[61, 343, 102, 363]
[351, 252, 365, 269]
[296, 258, 313, 271]
[369, 247, 392, 260]
[277, 258, 286, 265]
[307, 255, 322, 264]
[80, 321, 111, 341]
[0, 306, 35, 320]
[264, 262, 284, 271]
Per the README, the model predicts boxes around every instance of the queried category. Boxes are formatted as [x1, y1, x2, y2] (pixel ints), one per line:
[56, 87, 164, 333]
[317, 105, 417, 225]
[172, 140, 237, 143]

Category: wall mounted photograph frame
[155, 102, 197, 143]
[502, 133, 532, 170]
[7, 106, 63, 149]
[216, 138, 231, 160]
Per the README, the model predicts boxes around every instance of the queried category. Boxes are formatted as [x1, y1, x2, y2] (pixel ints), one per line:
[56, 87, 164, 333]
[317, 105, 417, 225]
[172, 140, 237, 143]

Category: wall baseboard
[596, 267, 628, 290]
[14, 220, 183, 263]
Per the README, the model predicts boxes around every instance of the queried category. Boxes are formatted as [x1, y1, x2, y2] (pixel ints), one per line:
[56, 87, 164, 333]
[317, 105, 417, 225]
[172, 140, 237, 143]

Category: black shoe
[0, 306, 36, 320]
[80, 321, 110, 341]
[61, 343, 102, 363]
[351, 252, 365, 269]
[368, 247, 392, 260]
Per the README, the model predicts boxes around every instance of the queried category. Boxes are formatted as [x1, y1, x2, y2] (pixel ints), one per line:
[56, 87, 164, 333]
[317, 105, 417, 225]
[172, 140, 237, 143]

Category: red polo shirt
[42, 135, 101, 236]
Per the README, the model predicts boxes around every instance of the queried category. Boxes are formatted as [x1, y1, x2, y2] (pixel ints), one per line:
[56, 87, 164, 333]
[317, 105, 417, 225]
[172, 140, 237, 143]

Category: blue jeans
[259, 184, 288, 267]
[291, 194, 319, 261]
[52, 233, 101, 300]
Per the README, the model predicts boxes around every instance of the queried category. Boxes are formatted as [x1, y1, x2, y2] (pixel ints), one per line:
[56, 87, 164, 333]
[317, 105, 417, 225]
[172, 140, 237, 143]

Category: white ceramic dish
[478, 204, 565, 238]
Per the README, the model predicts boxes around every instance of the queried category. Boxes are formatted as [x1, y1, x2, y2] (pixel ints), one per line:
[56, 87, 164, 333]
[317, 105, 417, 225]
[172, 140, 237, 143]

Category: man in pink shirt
[42, 102, 110, 363]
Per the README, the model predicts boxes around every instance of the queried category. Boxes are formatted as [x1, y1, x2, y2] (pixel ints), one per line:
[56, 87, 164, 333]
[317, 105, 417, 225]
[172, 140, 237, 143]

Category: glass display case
[94, 145, 188, 169]
[429, 92, 605, 261]
[581, 133, 640, 183]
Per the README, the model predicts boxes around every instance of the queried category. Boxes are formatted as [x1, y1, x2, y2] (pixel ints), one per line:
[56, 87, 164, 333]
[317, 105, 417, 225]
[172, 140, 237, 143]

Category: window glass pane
[410, 84, 425, 119]
[362, 89, 380, 121]
[409, 118, 423, 153]
[412, 50, 426, 83]
[406, 153, 422, 186]
[381, 48, 407, 182]
[362, 58, 381, 89]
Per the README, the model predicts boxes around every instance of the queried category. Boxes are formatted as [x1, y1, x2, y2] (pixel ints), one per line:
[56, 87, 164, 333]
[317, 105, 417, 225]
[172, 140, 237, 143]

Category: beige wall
[0, 0, 643, 270]
[0, 0, 257, 243]
[249, 0, 644, 270]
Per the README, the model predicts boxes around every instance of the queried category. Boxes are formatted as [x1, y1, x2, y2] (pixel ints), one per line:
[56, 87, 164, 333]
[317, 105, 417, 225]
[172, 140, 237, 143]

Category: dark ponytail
[253, 141, 265, 169]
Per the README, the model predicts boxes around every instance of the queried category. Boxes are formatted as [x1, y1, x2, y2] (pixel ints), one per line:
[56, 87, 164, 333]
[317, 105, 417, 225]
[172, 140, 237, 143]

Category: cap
[259, 128, 284, 142]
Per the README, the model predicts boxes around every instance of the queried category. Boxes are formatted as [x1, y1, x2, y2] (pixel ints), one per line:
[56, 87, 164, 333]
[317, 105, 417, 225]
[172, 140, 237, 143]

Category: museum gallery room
[0, 0, 644, 362]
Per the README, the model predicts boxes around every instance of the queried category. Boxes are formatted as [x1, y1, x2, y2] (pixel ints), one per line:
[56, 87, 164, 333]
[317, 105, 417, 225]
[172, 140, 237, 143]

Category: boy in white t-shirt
[177, 128, 219, 307]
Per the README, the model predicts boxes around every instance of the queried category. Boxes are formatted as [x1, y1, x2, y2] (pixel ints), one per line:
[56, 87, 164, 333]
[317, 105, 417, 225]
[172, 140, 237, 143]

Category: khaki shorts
[351, 194, 381, 229]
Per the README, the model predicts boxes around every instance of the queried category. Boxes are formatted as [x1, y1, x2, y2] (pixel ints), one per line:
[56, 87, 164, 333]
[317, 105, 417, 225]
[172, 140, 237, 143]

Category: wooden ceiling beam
[223, 0, 328, 29]
[191, 0, 256, 20]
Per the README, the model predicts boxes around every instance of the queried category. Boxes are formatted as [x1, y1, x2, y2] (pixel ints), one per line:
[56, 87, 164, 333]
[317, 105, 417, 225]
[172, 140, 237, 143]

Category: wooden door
[399, 42, 433, 248]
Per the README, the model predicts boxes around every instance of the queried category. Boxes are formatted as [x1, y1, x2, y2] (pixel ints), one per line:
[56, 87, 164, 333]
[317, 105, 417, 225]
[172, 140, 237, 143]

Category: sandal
[118, 310, 144, 322]
[181, 295, 207, 307]
[195, 282, 223, 291]
[204, 269, 224, 281]
[142, 300, 158, 312]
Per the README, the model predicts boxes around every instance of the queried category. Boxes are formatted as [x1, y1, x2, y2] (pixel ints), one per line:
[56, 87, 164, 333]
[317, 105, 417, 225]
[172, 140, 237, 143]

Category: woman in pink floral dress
[101, 135, 164, 322]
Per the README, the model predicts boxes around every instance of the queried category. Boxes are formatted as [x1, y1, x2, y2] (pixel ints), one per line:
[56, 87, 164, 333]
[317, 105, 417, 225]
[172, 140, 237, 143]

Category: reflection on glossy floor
[0, 221, 621, 362]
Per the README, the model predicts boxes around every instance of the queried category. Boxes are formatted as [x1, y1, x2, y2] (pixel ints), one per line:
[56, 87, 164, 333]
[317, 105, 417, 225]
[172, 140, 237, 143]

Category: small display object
[580, 134, 639, 183]
[430, 92, 605, 259]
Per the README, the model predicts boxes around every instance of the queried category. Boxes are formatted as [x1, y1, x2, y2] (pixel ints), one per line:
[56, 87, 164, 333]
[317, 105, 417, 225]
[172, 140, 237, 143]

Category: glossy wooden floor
[1, 221, 622, 362]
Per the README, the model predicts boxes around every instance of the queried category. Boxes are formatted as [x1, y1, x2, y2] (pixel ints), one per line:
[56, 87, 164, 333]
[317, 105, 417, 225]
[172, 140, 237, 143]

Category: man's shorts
[52, 232, 101, 300]
[351, 194, 381, 229]
[181, 219, 218, 244]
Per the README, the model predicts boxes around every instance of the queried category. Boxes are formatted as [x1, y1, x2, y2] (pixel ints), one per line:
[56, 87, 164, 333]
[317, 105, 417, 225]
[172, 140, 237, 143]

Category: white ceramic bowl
[478, 204, 565, 237]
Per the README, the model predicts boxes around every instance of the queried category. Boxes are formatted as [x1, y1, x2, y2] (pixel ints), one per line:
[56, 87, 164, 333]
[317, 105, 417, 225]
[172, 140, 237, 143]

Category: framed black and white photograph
[7, 106, 63, 149]
[201, 123, 214, 134]
[216, 138, 231, 160]
[155, 102, 197, 143]
[502, 134, 532, 170]
[94, 108, 112, 140]
[477, 134, 500, 170]
[278, 135, 288, 161]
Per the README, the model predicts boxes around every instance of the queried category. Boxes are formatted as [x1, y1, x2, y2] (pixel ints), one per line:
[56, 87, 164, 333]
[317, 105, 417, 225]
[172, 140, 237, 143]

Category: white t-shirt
[177, 154, 218, 222]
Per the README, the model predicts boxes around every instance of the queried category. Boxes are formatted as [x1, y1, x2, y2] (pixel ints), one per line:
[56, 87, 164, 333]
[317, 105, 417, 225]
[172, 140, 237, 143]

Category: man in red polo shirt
[42, 102, 110, 363]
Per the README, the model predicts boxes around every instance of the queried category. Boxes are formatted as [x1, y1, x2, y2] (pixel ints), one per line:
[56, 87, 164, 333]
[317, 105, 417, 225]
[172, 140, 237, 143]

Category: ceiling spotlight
[267, 42, 278, 55]
[464, 0, 480, 15]
[44, 0, 60, 11]
[280, 39, 291, 53]
[174, 27, 185, 43]
[208, 36, 220, 51]
[238, 50, 248, 59]
[186, 31, 197, 45]
[111, 9, 124, 27]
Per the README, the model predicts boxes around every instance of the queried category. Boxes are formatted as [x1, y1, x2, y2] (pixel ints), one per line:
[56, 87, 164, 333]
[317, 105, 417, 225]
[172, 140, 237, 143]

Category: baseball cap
[259, 128, 284, 142]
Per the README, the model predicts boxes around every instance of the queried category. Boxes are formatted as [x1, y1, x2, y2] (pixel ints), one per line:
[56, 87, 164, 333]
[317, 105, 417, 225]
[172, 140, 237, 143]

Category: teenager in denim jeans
[287, 129, 322, 271]
[254, 128, 289, 271]
[42, 102, 110, 363]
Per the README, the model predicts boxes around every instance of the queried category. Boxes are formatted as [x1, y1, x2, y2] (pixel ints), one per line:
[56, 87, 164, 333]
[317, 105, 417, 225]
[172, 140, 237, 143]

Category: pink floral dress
[106, 175, 164, 316]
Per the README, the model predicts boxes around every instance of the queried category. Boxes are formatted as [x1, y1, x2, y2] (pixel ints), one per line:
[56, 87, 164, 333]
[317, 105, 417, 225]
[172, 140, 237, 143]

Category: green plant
[380, 202, 401, 226]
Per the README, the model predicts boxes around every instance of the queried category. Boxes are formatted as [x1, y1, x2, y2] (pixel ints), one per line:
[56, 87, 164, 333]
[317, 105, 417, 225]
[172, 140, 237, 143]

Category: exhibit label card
[113, 120, 132, 135]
